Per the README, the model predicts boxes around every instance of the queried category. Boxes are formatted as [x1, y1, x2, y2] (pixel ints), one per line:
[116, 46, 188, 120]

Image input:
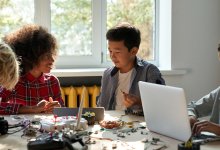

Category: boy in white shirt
[97, 22, 165, 111]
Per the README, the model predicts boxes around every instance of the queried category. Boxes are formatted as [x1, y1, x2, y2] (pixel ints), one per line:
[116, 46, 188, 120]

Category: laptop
[138, 81, 191, 142]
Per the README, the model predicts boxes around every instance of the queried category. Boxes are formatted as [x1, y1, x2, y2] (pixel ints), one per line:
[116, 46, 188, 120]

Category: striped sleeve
[0, 102, 22, 115]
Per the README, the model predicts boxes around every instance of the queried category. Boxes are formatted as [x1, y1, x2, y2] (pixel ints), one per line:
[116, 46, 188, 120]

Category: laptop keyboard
[192, 133, 220, 144]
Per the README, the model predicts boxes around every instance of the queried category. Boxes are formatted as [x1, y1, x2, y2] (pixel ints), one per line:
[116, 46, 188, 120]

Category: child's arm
[18, 98, 60, 114]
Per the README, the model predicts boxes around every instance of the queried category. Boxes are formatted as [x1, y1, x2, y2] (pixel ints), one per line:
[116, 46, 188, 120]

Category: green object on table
[82, 111, 96, 125]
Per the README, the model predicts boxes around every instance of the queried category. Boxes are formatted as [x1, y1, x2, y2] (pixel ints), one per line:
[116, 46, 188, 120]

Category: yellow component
[61, 85, 100, 108]
[62, 86, 77, 108]
[88, 85, 100, 108]
[184, 139, 192, 148]
[76, 86, 89, 107]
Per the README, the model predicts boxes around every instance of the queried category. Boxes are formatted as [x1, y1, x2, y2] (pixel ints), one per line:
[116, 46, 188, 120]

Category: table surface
[0, 111, 219, 150]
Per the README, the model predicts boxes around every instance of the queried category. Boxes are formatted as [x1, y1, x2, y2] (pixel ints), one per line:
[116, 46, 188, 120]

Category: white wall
[164, 0, 220, 102]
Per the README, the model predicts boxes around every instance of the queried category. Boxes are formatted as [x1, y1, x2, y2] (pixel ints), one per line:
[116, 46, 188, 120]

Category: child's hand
[44, 97, 61, 113]
[189, 116, 197, 128]
[192, 120, 220, 136]
[121, 90, 141, 108]
[35, 98, 61, 113]
[33, 100, 49, 113]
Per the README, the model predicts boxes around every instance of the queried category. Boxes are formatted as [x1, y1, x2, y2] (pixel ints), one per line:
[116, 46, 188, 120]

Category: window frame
[34, 0, 159, 69]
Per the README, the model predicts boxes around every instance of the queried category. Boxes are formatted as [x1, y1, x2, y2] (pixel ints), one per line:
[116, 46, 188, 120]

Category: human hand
[33, 100, 49, 113]
[35, 97, 60, 113]
[18, 100, 47, 114]
[18, 98, 60, 114]
[192, 120, 220, 136]
[189, 116, 197, 128]
[43, 97, 61, 113]
[121, 90, 141, 108]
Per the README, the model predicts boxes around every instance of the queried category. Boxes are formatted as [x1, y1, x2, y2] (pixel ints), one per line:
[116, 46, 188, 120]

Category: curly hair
[106, 22, 141, 51]
[0, 43, 19, 90]
[4, 24, 58, 75]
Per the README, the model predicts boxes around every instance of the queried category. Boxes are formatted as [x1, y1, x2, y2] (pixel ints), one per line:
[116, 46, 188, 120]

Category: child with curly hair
[0, 24, 64, 114]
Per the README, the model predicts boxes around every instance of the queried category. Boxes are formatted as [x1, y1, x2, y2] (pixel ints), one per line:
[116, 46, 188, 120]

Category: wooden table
[0, 111, 219, 150]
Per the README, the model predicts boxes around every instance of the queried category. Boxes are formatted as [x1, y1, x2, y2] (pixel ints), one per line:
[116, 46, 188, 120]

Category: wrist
[18, 105, 38, 114]
[189, 115, 197, 120]
[29, 106, 37, 113]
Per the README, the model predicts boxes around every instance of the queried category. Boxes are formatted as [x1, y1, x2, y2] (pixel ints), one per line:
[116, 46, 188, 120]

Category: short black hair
[106, 22, 141, 51]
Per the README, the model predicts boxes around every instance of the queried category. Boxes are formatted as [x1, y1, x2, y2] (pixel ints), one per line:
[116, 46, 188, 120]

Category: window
[51, 0, 92, 56]
[0, 0, 158, 68]
[106, 0, 155, 63]
[0, 0, 34, 40]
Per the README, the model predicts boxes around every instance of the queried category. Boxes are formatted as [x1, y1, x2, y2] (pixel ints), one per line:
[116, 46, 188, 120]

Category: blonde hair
[0, 43, 19, 90]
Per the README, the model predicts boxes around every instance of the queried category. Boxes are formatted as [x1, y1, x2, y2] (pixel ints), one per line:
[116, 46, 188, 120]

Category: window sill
[51, 68, 187, 77]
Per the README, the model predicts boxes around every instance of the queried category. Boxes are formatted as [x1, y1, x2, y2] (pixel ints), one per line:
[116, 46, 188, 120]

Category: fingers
[189, 116, 197, 128]
[44, 98, 61, 113]
[192, 120, 209, 135]
[37, 99, 48, 107]
[123, 98, 134, 107]
[45, 101, 60, 110]
[46, 101, 59, 107]
[45, 97, 58, 108]
[120, 90, 141, 107]
[193, 121, 220, 135]
[121, 91, 137, 108]
[44, 103, 61, 113]
[49, 97, 53, 103]
[121, 91, 131, 107]
[34, 98, 61, 114]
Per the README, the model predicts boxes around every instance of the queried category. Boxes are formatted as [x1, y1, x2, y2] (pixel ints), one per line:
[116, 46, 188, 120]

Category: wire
[7, 125, 26, 134]
[7, 120, 41, 135]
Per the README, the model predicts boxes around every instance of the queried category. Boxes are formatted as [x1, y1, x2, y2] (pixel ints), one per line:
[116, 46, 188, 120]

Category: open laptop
[139, 81, 191, 142]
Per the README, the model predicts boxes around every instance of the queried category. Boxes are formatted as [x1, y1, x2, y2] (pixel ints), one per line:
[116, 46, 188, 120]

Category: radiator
[60, 86, 100, 108]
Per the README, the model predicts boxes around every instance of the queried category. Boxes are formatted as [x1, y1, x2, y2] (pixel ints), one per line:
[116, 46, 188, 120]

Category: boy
[188, 44, 220, 135]
[97, 22, 165, 111]
[0, 24, 63, 114]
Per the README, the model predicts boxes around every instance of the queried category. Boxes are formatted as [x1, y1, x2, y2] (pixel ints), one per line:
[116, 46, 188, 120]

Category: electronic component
[22, 126, 37, 137]
[178, 142, 200, 150]
[27, 131, 88, 150]
[40, 116, 88, 132]
[0, 117, 8, 135]
[125, 109, 144, 116]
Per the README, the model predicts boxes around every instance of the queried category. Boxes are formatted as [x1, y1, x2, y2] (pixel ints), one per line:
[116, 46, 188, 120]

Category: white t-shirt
[115, 69, 134, 110]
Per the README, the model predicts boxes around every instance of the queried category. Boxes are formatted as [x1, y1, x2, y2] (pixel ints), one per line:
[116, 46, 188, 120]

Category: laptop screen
[139, 81, 191, 142]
